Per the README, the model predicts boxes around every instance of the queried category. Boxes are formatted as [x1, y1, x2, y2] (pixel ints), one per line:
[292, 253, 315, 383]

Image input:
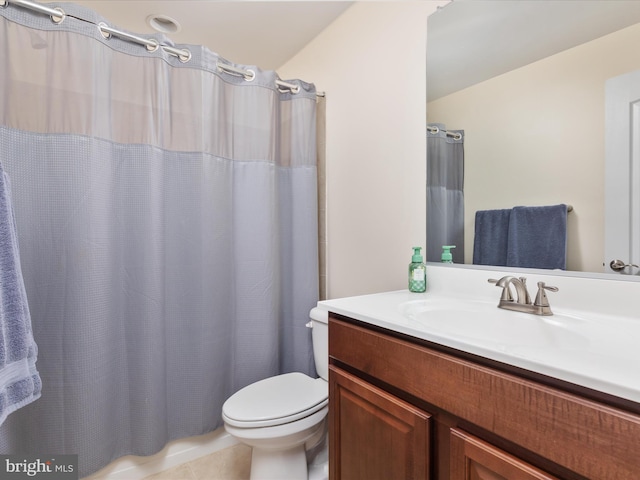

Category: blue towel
[472, 209, 511, 266]
[506, 204, 568, 270]
[0, 167, 41, 426]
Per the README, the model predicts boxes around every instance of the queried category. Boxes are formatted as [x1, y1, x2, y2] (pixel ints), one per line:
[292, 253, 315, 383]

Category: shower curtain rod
[427, 125, 463, 141]
[1, 0, 64, 21]
[2, 0, 326, 97]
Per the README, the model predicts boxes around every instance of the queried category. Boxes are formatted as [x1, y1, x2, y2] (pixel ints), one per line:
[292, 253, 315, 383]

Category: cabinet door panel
[329, 365, 431, 480]
[450, 428, 560, 480]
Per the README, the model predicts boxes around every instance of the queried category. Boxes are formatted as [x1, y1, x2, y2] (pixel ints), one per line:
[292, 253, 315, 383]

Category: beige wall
[428, 22, 640, 273]
[280, 2, 445, 299]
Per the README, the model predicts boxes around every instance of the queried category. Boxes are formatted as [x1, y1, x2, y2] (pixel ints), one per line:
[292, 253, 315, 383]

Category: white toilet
[222, 308, 329, 480]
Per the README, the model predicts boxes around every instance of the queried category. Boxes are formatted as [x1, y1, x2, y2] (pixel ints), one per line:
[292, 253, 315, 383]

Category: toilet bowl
[222, 308, 329, 480]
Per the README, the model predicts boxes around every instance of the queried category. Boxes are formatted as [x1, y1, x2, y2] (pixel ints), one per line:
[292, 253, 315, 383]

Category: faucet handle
[534, 282, 559, 307]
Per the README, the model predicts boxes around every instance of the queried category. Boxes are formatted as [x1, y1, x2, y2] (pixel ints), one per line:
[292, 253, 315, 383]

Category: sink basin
[399, 298, 589, 351]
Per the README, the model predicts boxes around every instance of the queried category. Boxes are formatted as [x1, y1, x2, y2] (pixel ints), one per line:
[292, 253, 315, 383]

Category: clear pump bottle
[409, 247, 426, 293]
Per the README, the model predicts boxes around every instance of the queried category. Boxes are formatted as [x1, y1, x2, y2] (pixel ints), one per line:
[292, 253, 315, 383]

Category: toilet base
[251, 444, 307, 480]
[307, 439, 328, 480]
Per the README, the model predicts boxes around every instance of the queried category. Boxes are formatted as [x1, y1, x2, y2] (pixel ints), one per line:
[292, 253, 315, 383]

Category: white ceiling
[428, 0, 640, 100]
[70, 1, 353, 70]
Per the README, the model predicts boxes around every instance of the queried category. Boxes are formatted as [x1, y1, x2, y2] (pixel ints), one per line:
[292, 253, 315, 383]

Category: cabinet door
[329, 365, 431, 480]
[450, 429, 560, 480]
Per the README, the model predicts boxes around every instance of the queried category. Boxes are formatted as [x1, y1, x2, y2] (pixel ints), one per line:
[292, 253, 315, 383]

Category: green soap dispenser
[409, 247, 426, 293]
[441, 245, 456, 264]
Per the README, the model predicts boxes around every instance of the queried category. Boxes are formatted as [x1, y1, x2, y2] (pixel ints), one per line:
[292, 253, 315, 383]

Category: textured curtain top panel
[0, 3, 318, 165]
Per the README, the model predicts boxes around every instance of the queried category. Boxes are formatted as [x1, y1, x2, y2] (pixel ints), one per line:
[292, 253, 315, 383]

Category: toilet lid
[222, 372, 328, 427]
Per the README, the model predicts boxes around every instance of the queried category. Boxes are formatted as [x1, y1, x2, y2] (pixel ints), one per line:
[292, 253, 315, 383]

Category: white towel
[0, 167, 41, 426]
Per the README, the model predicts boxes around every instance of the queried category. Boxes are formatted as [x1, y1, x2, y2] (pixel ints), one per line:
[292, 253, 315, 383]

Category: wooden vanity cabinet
[328, 314, 640, 480]
[329, 366, 431, 479]
[449, 429, 560, 480]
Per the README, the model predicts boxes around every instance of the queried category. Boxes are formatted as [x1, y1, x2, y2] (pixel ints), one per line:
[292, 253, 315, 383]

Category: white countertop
[318, 265, 640, 404]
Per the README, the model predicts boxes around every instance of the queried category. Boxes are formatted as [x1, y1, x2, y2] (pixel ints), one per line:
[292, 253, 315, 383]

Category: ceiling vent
[146, 14, 181, 35]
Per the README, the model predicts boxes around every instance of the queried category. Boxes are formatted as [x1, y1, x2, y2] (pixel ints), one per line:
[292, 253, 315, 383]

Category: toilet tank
[309, 308, 329, 381]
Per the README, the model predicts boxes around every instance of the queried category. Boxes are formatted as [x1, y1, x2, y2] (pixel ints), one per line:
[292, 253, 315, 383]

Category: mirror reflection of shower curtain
[427, 124, 464, 263]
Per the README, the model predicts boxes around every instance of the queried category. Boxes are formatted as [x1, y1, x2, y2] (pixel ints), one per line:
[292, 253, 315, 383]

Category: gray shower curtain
[0, 4, 318, 477]
[426, 124, 464, 263]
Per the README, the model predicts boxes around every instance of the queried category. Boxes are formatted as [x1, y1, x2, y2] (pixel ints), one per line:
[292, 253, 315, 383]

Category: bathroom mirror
[427, 0, 640, 276]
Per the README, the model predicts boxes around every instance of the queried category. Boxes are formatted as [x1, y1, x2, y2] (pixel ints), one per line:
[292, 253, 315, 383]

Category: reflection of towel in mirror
[506, 204, 568, 270]
[472, 209, 511, 266]
[0, 169, 42, 426]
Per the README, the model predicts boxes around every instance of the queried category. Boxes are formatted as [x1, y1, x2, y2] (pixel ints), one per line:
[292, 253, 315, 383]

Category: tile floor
[142, 444, 251, 480]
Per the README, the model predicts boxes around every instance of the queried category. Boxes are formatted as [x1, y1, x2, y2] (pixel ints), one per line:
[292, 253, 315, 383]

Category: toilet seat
[222, 372, 328, 428]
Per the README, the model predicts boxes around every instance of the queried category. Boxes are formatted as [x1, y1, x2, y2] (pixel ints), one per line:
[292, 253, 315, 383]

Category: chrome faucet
[488, 276, 558, 316]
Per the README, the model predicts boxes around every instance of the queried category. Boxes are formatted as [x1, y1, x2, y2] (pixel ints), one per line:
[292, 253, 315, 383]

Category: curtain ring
[50, 7, 65, 24]
[276, 79, 301, 94]
[98, 22, 159, 53]
[278, 86, 300, 94]
[98, 22, 111, 39]
[216, 63, 255, 82]
[162, 45, 191, 63]
[145, 38, 159, 53]
[178, 49, 191, 63]
[243, 69, 256, 82]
